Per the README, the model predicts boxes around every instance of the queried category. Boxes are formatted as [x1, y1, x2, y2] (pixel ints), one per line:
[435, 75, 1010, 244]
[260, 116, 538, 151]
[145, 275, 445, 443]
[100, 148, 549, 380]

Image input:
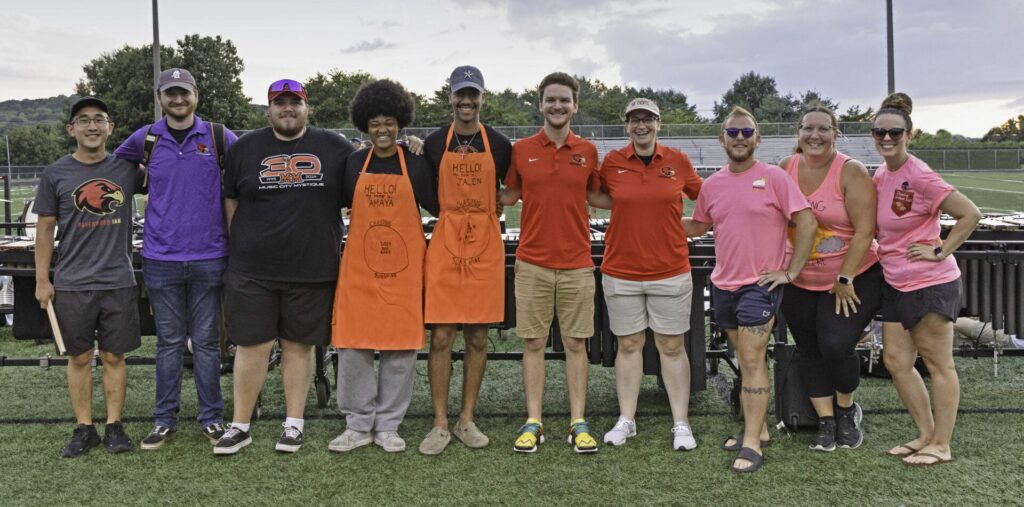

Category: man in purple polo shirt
[114, 68, 238, 449]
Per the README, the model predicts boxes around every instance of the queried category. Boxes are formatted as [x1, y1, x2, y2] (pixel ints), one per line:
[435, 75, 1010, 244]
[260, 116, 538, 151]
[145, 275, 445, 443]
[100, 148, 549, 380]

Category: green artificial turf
[1, 326, 1023, 506]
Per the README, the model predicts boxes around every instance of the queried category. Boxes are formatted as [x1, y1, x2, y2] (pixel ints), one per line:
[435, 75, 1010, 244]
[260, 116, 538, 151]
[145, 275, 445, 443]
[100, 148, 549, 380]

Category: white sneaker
[602, 417, 637, 446]
[672, 422, 697, 451]
[328, 429, 372, 453]
[374, 431, 407, 452]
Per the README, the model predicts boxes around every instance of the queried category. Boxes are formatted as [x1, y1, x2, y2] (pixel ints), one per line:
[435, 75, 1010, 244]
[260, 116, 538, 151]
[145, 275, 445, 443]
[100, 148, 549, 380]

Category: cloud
[592, 0, 1023, 113]
[1007, 97, 1024, 109]
[339, 38, 396, 54]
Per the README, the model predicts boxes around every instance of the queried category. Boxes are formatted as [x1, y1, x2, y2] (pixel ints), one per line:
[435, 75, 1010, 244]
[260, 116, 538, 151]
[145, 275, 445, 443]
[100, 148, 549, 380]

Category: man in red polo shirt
[500, 72, 603, 454]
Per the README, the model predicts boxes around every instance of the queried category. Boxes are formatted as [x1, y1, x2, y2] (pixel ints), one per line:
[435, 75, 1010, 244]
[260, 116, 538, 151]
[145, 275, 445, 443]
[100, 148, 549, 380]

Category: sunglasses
[724, 127, 756, 139]
[269, 79, 305, 93]
[871, 127, 906, 140]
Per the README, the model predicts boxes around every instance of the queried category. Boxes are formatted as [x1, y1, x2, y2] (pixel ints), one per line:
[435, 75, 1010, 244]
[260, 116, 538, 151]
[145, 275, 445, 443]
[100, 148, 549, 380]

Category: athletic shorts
[711, 282, 781, 329]
[53, 287, 141, 357]
[881, 278, 961, 330]
[603, 272, 693, 336]
[514, 259, 595, 339]
[223, 270, 335, 347]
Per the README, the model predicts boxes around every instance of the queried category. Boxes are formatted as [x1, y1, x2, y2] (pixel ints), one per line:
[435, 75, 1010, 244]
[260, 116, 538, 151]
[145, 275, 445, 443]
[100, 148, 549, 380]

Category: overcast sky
[2, 0, 1022, 137]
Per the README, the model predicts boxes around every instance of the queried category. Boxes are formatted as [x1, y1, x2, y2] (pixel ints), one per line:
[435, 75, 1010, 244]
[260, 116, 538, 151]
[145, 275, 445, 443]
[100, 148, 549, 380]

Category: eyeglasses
[871, 127, 906, 140]
[799, 125, 834, 134]
[724, 127, 756, 139]
[72, 117, 110, 127]
[627, 116, 659, 126]
[269, 79, 305, 93]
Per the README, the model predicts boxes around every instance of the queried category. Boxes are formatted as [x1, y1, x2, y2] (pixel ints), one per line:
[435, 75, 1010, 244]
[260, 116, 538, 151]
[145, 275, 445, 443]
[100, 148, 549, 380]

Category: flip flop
[730, 447, 764, 473]
[902, 452, 955, 467]
[885, 444, 919, 458]
[721, 433, 771, 452]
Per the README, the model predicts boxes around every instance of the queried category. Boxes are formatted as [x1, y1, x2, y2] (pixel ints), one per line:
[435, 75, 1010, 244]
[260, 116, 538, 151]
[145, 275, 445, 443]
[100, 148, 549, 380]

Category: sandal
[902, 452, 955, 467]
[721, 433, 771, 452]
[730, 447, 764, 473]
[885, 444, 919, 458]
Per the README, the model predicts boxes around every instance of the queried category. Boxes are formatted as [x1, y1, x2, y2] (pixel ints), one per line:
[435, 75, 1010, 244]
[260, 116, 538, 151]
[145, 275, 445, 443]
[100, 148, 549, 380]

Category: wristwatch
[837, 274, 854, 286]
[933, 246, 944, 259]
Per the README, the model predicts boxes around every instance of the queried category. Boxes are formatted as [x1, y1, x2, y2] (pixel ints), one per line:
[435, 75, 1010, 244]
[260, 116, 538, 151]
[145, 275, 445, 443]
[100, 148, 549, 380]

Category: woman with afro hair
[330, 79, 438, 454]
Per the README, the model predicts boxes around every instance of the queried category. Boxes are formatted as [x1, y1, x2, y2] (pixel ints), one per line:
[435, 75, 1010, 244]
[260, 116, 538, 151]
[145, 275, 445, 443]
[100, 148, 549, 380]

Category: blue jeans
[143, 257, 226, 428]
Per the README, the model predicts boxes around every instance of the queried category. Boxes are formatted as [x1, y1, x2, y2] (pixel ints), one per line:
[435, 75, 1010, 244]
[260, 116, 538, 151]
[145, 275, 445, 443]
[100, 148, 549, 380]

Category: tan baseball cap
[624, 98, 660, 117]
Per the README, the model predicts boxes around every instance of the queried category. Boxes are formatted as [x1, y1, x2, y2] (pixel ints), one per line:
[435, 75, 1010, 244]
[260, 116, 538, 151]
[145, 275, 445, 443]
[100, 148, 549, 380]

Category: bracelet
[784, 272, 792, 283]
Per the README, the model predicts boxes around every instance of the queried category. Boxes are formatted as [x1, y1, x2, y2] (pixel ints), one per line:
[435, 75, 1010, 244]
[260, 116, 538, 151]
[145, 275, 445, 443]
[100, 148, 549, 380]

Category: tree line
[1, 34, 1022, 165]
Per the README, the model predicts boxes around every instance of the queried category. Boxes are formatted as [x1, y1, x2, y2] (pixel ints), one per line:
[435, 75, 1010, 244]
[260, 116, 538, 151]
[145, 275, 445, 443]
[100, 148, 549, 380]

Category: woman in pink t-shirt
[872, 93, 981, 467]
[779, 103, 883, 453]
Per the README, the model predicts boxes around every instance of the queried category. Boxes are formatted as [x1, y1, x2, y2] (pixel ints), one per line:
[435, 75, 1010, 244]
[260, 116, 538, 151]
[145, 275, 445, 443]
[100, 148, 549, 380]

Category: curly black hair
[349, 79, 415, 133]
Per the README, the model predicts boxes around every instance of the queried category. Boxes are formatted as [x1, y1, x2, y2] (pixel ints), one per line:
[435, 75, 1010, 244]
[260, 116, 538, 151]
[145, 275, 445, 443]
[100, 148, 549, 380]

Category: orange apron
[332, 148, 426, 350]
[424, 124, 504, 324]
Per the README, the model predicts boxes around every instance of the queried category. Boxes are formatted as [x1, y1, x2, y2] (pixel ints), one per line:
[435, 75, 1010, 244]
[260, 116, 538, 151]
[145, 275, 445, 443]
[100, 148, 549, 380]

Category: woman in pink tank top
[872, 93, 981, 467]
[778, 103, 883, 452]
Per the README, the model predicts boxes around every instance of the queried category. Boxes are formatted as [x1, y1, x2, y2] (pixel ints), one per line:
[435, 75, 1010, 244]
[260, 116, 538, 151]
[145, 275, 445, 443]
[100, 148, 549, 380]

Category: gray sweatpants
[336, 348, 418, 432]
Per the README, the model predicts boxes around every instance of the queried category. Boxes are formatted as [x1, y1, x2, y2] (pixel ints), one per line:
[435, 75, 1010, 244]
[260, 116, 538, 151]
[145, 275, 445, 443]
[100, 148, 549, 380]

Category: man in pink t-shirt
[685, 107, 816, 473]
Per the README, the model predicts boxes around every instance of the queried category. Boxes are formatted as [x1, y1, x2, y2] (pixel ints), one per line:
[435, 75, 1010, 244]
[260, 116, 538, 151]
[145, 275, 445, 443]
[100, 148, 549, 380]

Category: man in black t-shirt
[35, 97, 145, 457]
[214, 79, 354, 456]
[418, 66, 513, 456]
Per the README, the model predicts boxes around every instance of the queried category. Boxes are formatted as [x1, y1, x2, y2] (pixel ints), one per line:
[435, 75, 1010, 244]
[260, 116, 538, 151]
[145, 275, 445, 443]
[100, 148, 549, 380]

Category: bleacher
[590, 135, 882, 174]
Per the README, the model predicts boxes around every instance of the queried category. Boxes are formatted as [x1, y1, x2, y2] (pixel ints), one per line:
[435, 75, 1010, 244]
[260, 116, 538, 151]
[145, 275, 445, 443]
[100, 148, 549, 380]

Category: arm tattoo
[742, 386, 770, 395]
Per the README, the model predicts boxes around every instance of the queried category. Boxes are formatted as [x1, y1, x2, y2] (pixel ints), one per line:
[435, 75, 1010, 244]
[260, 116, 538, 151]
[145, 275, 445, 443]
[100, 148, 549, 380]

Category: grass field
[940, 171, 1024, 214]
[1, 325, 1023, 505]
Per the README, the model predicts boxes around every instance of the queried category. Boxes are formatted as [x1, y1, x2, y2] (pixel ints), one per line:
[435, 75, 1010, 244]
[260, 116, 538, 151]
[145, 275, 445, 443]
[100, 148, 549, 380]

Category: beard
[726, 145, 754, 163]
[271, 114, 307, 139]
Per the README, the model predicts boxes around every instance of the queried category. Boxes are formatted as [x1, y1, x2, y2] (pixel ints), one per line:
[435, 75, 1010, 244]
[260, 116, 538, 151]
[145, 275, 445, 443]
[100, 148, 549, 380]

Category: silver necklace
[453, 131, 478, 159]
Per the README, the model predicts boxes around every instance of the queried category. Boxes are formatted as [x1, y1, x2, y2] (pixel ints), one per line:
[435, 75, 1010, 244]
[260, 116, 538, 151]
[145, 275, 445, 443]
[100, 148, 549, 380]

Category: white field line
[953, 185, 1024, 195]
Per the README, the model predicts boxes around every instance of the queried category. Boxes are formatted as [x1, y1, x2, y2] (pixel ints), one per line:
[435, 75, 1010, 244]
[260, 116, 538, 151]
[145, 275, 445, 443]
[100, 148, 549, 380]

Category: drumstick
[45, 299, 67, 355]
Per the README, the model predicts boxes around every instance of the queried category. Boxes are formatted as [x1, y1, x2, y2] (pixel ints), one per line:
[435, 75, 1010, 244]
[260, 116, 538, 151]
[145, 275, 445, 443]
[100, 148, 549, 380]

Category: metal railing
[235, 122, 877, 141]
[909, 149, 1024, 171]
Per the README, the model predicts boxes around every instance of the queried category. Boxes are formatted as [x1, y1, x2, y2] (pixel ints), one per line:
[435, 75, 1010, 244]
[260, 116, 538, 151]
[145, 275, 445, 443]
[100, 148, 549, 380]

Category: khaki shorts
[603, 272, 693, 336]
[514, 259, 595, 339]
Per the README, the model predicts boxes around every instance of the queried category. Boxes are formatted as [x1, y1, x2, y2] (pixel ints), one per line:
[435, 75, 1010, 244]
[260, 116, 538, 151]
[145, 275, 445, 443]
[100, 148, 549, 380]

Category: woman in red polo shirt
[594, 98, 703, 451]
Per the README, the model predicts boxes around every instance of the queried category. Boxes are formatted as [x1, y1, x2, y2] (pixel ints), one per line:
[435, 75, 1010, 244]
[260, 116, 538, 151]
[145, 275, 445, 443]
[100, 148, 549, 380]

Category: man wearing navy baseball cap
[115, 69, 238, 451]
[418, 66, 512, 455]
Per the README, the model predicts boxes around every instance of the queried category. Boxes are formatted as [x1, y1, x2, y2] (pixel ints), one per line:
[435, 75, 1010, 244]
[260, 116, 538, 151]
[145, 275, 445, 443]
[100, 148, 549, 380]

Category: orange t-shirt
[599, 143, 703, 280]
[504, 129, 600, 269]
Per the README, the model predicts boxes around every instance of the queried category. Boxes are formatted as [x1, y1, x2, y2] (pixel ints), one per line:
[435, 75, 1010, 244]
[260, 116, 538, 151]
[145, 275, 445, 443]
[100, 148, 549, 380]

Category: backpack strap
[209, 121, 226, 171]
[209, 122, 227, 189]
[141, 125, 160, 188]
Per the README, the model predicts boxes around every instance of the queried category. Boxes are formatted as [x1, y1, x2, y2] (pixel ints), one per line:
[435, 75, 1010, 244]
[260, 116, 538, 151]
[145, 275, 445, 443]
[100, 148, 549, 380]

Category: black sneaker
[213, 427, 252, 455]
[202, 423, 227, 443]
[141, 426, 175, 450]
[61, 424, 100, 458]
[836, 402, 864, 449]
[275, 425, 303, 453]
[809, 418, 836, 452]
[103, 421, 134, 454]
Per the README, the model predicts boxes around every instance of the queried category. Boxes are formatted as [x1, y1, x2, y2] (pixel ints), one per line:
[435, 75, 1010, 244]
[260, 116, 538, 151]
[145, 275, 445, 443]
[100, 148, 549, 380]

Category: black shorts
[711, 282, 782, 329]
[53, 287, 141, 357]
[223, 270, 335, 347]
[881, 278, 961, 330]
